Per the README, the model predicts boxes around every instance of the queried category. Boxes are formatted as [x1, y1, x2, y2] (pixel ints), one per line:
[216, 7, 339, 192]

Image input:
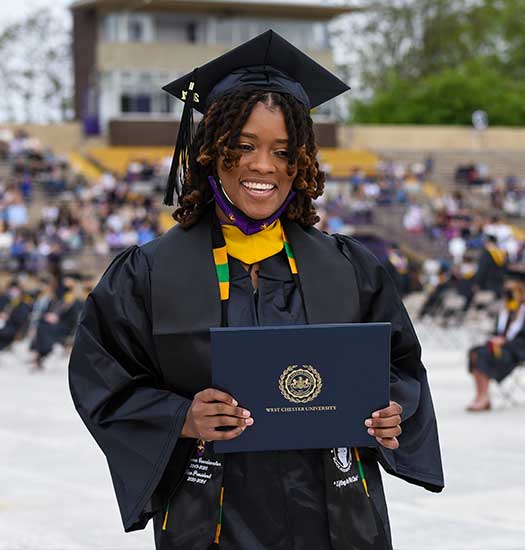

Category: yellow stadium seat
[68, 152, 104, 181]
[318, 148, 379, 177]
[86, 146, 380, 181]
[87, 146, 173, 176]
[159, 210, 176, 232]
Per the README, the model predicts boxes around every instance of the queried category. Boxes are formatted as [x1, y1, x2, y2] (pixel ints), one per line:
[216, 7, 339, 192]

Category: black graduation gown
[217, 251, 332, 549]
[468, 309, 525, 382]
[474, 247, 505, 297]
[0, 300, 32, 350]
[68, 213, 443, 550]
[32, 299, 83, 357]
[0, 293, 10, 313]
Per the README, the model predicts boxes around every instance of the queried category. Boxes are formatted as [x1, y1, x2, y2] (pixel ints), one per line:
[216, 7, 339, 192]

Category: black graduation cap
[161, 29, 350, 205]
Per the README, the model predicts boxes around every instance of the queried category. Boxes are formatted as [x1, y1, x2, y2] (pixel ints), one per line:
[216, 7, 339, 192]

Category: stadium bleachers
[68, 152, 103, 181]
[84, 146, 380, 179]
[319, 148, 379, 177]
[87, 146, 172, 176]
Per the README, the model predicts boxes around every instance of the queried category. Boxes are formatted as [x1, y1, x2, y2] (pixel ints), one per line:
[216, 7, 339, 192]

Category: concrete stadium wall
[6, 122, 525, 157]
[3, 123, 83, 154]
[97, 42, 335, 73]
[339, 125, 525, 152]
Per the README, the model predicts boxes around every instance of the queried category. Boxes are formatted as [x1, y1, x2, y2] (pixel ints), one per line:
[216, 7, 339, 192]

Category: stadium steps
[68, 152, 103, 181]
[374, 149, 525, 188]
[86, 146, 172, 176]
[0, 160, 10, 181]
[372, 204, 450, 262]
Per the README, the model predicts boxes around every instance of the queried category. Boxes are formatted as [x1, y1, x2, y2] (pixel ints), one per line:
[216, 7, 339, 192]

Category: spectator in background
[0, 281, 33, 351]
[17, 171, 33, 201]
[473, 235, 507, 298]
[424, 154, 434, 178]
[467, 274, 525, 411]
[386, 243, 410, 296]
[449, 230, 467, 265]
[137, 222, 156, 246]
[5, 191, 28, 228]
[403, 203, 425, 234]
[30, 278, 85, 370]
[418, 265, 451, 320]
[0, 220, 14, 262]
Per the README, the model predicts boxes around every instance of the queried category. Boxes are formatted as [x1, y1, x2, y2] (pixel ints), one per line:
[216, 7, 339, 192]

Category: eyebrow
[240, 132, 288, 144]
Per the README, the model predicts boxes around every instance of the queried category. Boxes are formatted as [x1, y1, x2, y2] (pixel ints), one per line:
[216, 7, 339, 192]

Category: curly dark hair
[174, 89, 325, 227]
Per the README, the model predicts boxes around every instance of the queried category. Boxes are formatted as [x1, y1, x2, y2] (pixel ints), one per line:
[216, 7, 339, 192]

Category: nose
[248, 149, 276, 174]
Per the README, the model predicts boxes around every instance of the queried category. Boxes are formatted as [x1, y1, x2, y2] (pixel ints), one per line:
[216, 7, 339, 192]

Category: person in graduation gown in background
[0, 281, 33, 351]
[473, 234, 507, 298]
[69, 31, 443, 550]
[466, 270, 525, 411]
[30, 277, 85, 369]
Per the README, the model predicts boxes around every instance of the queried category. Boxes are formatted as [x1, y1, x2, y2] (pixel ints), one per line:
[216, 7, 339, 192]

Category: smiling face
[216, 101, 297, 221]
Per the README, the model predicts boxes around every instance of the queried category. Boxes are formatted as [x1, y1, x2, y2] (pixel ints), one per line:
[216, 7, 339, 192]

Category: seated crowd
[0, 275, 91, 370]
[1, 129, 524, 405]
[0, 130, 164, 276]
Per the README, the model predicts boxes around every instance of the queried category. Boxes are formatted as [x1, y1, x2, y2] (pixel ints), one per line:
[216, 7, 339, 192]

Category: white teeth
[241, 181, 276, 191]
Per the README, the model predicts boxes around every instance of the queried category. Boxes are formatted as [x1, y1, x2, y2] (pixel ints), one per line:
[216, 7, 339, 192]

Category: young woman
[69, 31, 443, 550]
[467, 274, 525, 411]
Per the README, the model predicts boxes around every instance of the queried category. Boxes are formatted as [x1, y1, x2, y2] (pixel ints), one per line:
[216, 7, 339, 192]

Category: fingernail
[367, 428, 374, 435]
[242, 410, 251, 417]
[372, 411, 380, 418]
[232, 399, 238, 407]
[246, 418, 254, 425]
[364, 419, 372, 427]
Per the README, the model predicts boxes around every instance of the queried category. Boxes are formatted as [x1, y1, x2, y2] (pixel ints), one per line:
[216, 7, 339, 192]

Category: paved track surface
[1, 317, 524, 550]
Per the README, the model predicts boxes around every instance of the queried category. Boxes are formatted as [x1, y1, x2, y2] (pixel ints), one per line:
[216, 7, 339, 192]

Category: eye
[275, 150, 289, 158]
[238, 143, 254, 152]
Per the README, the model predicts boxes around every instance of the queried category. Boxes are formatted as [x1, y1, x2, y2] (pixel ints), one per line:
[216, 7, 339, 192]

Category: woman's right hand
[181, 388, 254, 441]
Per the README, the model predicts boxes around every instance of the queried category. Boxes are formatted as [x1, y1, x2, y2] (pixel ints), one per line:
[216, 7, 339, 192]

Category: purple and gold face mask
[208, 176, 296, 236]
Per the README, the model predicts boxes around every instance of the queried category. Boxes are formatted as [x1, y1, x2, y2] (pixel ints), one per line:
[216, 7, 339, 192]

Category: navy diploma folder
[211, 323, 391, 453]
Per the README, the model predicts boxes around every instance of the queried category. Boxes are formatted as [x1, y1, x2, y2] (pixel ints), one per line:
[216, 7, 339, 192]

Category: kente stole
[208, 217, 369, 544]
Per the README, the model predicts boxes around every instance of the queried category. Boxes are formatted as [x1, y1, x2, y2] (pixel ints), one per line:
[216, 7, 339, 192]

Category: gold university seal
[279, 364, 322, 403]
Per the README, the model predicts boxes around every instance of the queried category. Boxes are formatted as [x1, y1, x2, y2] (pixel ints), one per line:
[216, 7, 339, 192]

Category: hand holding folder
[210, 323, 391, 453]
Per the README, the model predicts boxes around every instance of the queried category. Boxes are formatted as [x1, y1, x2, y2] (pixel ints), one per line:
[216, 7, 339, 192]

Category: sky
[0, 0, 71, 26]
[0, 0, 358, 25]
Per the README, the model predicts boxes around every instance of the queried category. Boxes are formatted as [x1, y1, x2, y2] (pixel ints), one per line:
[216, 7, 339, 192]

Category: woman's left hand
[490, 335, 506, 346]
[364, 401, 403, 449]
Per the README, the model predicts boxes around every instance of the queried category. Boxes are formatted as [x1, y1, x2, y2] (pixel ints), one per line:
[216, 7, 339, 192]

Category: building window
[216, 19, 236, 45]
[128, 18, 144, 42]
[154, 13, 204, 43]
[101, 14, 120, 42]
[121, 94, 152, 113]
[100, 12, 154, 43]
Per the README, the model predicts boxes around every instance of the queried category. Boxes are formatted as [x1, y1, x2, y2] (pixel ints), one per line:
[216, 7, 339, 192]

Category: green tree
[343, 0, 525, 124]
[0, 8, 72, 123]
[351, 60, 525, 125]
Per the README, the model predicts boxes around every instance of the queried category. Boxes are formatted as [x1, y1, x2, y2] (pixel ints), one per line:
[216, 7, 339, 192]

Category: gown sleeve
[68, 245, 192, 532]
[336, 235, 444, 493]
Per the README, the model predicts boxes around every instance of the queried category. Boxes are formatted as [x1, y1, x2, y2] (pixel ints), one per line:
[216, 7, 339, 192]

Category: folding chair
[495, 364, 525, 407]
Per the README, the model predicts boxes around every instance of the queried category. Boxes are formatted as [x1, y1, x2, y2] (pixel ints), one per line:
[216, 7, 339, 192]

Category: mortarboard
[162, 29, 350, 205]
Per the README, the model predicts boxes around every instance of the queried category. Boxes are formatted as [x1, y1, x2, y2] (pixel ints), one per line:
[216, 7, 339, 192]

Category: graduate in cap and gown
[30, 277, 85, 369]
[69, 31, 443, 550]
[473, 235, 507, 298]
[467, 267, 525, 411]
